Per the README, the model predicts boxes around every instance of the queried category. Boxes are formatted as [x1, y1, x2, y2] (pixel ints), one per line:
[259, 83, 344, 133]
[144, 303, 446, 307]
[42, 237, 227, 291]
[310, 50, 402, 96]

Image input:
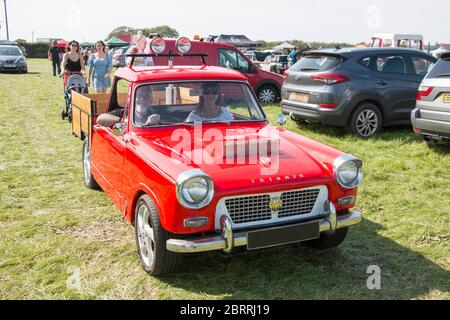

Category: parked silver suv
[411, 52, 450, 147]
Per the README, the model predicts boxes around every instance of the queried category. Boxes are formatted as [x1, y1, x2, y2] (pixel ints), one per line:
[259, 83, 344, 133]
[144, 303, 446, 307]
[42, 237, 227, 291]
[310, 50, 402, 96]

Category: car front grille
[225, 194, 272, 224]
[224, 188, 321, 225]
[279, 189, 321, 218]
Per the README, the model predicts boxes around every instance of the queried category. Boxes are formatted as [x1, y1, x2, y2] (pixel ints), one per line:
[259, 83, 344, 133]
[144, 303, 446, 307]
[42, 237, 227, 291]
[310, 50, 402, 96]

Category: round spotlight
[150, 37, 166, 54]
[175, 37, 192, 54]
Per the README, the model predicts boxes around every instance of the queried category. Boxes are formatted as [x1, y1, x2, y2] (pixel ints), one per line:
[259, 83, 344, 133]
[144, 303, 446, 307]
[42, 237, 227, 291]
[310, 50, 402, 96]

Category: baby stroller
[61, 72, 89, 123]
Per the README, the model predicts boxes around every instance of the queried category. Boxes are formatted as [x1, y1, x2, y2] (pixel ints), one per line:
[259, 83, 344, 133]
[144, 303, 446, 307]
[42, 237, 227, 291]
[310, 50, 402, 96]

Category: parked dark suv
[281, 48, 437, 137]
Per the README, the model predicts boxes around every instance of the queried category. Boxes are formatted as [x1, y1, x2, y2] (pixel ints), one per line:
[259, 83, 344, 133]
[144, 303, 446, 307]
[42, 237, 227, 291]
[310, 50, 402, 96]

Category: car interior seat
[381, 57, 405, 74]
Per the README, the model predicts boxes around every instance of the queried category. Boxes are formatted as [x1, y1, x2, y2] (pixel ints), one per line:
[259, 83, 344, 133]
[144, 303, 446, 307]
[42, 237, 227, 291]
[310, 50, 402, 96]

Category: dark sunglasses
[71, 44, 79, 47]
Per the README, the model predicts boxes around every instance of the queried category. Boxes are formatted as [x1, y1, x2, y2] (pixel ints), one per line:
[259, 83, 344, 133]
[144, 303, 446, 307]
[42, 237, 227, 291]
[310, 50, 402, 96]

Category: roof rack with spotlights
[126, 36, 208, 68]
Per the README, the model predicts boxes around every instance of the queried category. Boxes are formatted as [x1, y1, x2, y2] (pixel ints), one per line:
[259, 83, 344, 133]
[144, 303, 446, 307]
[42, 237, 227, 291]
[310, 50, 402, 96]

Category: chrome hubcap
[136, 205, 155, 268]
[83, 143, 91, 182]
[356, 110, 378, 137]
[259, 89, 275, 104]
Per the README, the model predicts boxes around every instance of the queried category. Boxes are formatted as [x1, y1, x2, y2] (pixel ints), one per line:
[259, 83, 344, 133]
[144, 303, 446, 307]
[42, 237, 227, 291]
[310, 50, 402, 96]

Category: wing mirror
[276, 114, 287, 126]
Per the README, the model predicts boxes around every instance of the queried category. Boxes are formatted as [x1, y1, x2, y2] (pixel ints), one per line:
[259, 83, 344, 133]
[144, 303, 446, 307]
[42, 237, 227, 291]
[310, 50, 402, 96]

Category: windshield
[0, 47, 22, 56]
[133, 81, 266, 127]
[291, 54, 342, 72]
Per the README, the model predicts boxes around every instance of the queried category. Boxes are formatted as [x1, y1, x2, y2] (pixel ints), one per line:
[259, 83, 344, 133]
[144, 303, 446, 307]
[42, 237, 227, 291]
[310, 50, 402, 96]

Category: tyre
[304, 228, 348, 250]
[257, 85, 277, 104]
[82, 139, 100, 190]
[135, 194, 182, 276]
[348, 103, 383, 138]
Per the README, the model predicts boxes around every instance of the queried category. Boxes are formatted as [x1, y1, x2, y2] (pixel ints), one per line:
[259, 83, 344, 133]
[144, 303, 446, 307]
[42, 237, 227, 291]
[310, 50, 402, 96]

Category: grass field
[0, 59, 449, 300]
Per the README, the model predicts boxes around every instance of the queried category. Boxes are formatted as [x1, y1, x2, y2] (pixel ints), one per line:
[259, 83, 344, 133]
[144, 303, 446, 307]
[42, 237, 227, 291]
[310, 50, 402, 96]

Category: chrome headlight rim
[176, 169, 214, 209]
[334, 154, 363, 190]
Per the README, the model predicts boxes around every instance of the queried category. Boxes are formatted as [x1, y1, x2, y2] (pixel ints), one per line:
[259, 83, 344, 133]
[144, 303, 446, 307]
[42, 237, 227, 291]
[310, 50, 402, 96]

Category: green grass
[0, 59, 449, 300]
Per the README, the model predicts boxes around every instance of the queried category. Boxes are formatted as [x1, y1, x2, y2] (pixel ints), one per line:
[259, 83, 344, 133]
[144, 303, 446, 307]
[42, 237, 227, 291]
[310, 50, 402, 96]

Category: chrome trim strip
[166, 209, 362, 253]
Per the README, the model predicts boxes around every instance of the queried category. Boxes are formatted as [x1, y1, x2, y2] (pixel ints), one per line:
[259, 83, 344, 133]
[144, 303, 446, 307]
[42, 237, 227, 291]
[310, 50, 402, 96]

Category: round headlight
[177, 170, 214, 209]
[150, 37, 166, 54]
[334, 155, 363, 189]
[181, 177, 209, 204]
[175, 37, 192, 54]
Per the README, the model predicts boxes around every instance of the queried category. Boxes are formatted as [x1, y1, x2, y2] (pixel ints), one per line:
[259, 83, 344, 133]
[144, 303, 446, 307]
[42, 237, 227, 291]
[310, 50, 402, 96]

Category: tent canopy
[106, 36, 129, 47]
[54, 39, 68, 48]
[215, 35, 258, 48]
[273, 42, 296, 53]
[80, 42, 95, 47]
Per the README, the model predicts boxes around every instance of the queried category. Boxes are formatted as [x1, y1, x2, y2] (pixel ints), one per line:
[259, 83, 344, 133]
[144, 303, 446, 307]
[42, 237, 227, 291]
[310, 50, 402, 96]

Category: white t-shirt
[186, 107, 234, 122]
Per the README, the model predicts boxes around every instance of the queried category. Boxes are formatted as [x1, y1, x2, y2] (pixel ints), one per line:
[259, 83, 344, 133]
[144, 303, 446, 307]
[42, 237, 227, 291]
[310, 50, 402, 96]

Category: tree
[142, 25, 179, 38]
[105, 26, 136, 40]
[105, 25, 179, 40]
[15, 39, 27, 46]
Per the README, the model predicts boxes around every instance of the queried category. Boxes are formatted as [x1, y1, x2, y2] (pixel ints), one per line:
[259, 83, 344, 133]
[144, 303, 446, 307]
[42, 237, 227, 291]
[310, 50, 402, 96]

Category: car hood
[132, 123, 334, 195]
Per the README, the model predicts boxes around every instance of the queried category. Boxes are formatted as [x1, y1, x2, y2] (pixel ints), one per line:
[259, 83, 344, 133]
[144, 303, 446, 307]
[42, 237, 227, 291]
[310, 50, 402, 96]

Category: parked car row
[280, 47, 450, 145]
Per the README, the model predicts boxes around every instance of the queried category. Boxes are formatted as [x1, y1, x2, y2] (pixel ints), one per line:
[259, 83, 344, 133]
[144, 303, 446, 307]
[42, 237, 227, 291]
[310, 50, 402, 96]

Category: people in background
[88, 41, 112, 93]
[48, 40, 61, 77]
[83, 48, 90, 66]
[60, 40, 85, 87]
[288, 47, 298, 67]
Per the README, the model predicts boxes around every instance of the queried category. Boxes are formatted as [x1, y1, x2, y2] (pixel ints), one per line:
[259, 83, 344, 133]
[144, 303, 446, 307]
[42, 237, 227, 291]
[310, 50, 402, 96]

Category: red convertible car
[71, 38, 363, 275]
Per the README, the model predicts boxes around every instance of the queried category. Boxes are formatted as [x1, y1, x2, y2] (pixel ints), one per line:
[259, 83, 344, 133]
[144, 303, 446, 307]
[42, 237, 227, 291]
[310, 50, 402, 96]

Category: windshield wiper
[142, 122, 195, 128]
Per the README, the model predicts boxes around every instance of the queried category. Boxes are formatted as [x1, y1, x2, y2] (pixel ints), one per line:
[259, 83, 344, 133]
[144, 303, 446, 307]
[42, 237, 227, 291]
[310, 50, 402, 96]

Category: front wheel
[257, 85, 277, 104]
[304, 228, 348, 250]
[135, 195, 182, 276]
[82, 139, 100, 190]
[348, 103, 382, 138]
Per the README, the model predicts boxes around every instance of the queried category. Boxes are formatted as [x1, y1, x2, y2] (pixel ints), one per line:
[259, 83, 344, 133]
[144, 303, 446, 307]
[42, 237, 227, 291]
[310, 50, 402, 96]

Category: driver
[185, 83, 233, 122]
[134, 85, 159, 126]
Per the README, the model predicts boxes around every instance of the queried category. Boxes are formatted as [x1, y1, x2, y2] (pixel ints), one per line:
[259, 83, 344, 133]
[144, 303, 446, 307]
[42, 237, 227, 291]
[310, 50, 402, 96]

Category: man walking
[48, 41, 61, 77]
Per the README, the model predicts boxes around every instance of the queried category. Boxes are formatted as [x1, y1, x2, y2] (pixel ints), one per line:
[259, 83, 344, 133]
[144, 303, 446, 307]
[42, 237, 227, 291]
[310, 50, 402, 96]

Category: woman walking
[88, 41, 112, 93]
[60, 40, 85, 88]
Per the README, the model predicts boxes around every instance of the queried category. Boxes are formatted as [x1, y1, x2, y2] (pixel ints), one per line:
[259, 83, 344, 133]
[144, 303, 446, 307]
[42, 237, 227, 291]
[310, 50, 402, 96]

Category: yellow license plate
[290, 92, 309, 103]
[442, 93, 450, 103]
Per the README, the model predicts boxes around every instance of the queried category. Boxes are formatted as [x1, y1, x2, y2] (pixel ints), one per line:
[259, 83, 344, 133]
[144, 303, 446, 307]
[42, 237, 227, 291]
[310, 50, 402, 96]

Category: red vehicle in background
[71, 38, 363, 275]
[151, 39, 284, 104]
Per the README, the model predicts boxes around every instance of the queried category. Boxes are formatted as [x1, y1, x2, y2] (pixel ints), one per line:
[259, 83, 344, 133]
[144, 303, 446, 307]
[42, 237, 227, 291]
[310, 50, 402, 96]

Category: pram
[61, 72, 89, 122]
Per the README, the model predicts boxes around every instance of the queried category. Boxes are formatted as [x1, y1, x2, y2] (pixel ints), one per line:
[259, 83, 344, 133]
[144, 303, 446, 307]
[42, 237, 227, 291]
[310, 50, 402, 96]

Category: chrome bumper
[166, 210, 362, 254]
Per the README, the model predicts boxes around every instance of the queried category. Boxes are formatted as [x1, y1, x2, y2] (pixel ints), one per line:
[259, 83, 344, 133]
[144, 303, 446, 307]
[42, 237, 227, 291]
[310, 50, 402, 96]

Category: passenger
[185, 83, 233, 122]
[88, 41, 112, 94]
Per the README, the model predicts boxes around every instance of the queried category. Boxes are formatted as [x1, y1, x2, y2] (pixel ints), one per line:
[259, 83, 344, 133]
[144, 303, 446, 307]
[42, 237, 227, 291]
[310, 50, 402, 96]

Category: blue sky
[1, 0, 449, 44]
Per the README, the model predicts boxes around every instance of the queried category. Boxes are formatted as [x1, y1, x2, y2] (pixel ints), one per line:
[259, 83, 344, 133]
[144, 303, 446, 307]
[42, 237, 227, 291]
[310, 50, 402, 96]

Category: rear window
[291, 55, 342, 72]
[426, 58, 450, 79]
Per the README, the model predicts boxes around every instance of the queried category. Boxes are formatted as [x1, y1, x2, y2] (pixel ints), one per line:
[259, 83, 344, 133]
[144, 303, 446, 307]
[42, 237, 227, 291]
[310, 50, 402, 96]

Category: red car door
[91, 126, 127, 210]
